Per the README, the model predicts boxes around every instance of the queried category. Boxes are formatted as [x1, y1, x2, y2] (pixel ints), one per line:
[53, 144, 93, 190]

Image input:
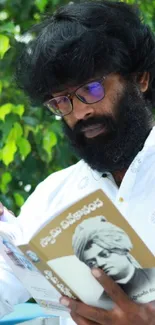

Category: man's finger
[0, 202, 4, 216]
[92, 268, 138, 312]
[0, 203, 15, 218]
[71, 312, 95, 325]
[60, 297, 111, 324]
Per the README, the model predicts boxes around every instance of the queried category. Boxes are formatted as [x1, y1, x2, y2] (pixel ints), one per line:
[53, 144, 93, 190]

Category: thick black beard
[62, 82, 153, 173]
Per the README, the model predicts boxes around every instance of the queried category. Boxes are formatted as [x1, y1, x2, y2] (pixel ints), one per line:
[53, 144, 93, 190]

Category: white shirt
[1, 126, 155, 308]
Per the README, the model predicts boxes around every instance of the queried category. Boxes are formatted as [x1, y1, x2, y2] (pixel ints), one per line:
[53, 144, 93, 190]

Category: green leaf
[1, 172, 12, 184]
[1, 141, 17, 165]
[35, 0, 48, 12]
[0, 34, 10, 59]
[22, 116, 39, 127]
[0, 114, 18, 145]
[43, 130, 57, 157]
[0, 11, 9, 21]
[0, 81, 2, 94]
[0, 22, 15, 34]
[12, 104, 25, 117]
[51, 0, 60, 5]
[17, 137, 31, 160]
[7, 122, 23, 142]
[0, 103, 13, 121]
[0, 172, 12, 194]
[13, 192, 25, 207]
[24, 125, 36, 137]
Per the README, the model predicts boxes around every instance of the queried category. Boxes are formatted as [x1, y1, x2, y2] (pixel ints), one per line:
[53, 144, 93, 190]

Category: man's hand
[0, 202, 15, 220]
[0, 202, 4, 217]
[60, 268, 155, 325]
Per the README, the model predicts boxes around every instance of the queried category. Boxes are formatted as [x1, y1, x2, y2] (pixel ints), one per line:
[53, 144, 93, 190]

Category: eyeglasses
[44, 76, 106, 117]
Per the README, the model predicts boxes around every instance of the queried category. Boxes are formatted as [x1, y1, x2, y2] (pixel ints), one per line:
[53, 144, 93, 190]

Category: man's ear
[136, 72, 150, 92]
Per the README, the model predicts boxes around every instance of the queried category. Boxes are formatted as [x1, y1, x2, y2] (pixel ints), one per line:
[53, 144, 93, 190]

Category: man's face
[53, 73, 152, 172]
[83, 243, 132, 281]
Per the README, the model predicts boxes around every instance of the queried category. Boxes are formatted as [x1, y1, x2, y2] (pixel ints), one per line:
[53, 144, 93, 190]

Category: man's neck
[112, 169, 127, 187]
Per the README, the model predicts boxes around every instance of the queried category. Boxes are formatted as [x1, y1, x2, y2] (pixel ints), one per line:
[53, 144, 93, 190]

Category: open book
[1, 189, 155, 317]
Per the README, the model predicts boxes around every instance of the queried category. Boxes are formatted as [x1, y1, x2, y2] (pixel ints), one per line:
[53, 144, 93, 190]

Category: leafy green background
[0, 0, 155, 214]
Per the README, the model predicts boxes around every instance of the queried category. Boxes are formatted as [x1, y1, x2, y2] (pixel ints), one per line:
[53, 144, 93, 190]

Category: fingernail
[92, 268, 102, 278]
[60, 297, 70, 307]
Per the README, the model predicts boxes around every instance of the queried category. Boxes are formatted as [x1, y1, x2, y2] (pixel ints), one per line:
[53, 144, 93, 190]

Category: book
[1, 189, 155, 317]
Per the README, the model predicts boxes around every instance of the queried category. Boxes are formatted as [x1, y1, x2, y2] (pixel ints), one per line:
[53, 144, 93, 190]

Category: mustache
[72, 115, 117, 136]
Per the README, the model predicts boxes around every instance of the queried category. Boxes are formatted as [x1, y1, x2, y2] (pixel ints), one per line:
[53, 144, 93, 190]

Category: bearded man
[1, 1, 155, 324]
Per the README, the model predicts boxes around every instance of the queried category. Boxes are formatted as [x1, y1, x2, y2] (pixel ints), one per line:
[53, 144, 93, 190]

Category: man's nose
[72, 96, 94, 121]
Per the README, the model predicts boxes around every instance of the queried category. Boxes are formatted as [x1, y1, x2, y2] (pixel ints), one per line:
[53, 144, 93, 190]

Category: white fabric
[1, 127, 155, 309]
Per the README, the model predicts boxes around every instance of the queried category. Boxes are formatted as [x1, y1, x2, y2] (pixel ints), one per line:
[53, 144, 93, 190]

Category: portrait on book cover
[47, 215, 155, 308]
[72, 216, 155, 304]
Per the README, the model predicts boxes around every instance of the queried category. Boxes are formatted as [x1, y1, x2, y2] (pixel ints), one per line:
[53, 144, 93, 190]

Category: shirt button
[119, 197, 124, 202]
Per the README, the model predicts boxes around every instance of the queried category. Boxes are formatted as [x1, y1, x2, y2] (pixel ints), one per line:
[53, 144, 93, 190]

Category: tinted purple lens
[76, 81, 105, 103]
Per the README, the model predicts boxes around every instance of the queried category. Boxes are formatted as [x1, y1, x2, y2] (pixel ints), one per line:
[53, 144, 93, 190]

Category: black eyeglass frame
[44, 76, 106, 117]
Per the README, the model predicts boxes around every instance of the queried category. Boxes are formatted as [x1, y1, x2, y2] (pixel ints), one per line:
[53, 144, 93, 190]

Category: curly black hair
[16, 1, 155, 106]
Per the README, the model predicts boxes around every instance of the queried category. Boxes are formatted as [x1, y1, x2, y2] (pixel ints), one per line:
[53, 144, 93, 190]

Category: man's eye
[57, 97, 68, 104]
[87, 261, 95, 268]
[57, 98, 63, 104]
[100, 251, 109, 258]
[83, 86, 90, 91]
[84, 83, 100, 92]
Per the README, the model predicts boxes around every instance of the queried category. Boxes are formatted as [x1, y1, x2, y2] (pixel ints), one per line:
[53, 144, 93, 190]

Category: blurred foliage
[0, 0, 155, 214]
